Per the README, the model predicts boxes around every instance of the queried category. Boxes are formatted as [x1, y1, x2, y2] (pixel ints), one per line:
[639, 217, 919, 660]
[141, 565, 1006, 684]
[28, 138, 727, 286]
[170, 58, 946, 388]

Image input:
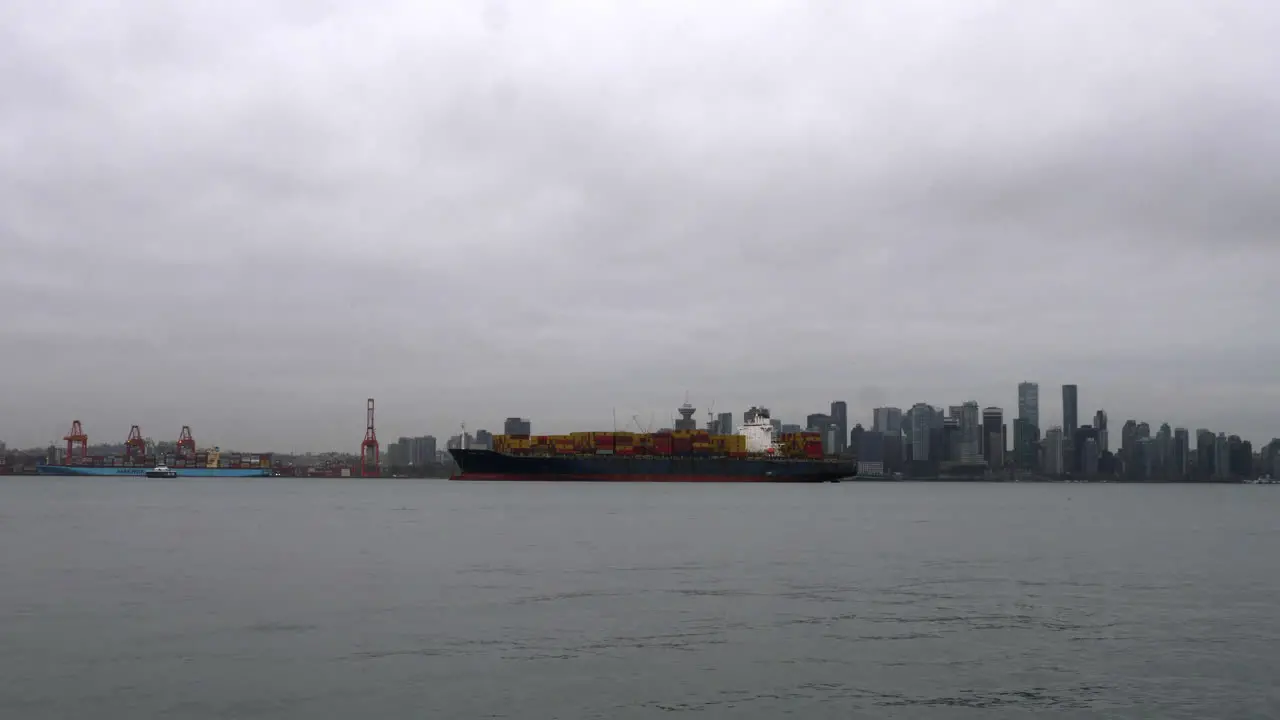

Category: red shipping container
[672, 439, 693, 455]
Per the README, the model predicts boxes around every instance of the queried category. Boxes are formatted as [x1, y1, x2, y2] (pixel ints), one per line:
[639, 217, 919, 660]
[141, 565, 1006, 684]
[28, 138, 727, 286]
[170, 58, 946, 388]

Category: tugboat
[144, 464, 178, 479]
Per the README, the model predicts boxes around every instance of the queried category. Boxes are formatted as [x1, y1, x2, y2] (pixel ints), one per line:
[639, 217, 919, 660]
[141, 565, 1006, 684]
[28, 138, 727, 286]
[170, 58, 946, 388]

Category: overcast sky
[3, 0, 1278, 451]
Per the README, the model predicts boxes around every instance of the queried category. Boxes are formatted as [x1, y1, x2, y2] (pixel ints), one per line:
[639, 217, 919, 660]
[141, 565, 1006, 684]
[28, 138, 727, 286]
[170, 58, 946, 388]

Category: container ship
[450, 406, 854, 483]
[36, 422, 272, 478]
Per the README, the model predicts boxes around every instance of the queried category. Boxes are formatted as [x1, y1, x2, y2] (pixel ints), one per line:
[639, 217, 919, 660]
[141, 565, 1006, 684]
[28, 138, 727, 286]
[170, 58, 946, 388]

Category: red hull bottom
[451, 472, 829, 483]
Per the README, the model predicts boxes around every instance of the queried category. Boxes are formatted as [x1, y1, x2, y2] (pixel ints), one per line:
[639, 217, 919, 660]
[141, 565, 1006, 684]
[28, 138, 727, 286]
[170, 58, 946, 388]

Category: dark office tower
[1013, 418, 1040, 469]
[717, 412, 733, 435]
[806, 413, 832, 433]
[857, 430, 884, 476]
[943, 417, 961, 462]
[830, 401, 848, 454]
[1229, 436, 1253, 478]
[873, 407, 903, 435]
[982, 407, 1003, 463]
[1061, 385, 1078, 472]
[1155, 423, 1172, 477]
[1196, 429, 1215, 478]
[1062, 385, 1078, 436]
[1093, 410, 1109, 452]
[1121, 420, 1139, 478]
[1073, 425, 1098, 474]
[848, 423, 864, 461]
[1172, 428, 1190, 479]
[504, 417, 532, 436]
[1018, 382, 1040, 430]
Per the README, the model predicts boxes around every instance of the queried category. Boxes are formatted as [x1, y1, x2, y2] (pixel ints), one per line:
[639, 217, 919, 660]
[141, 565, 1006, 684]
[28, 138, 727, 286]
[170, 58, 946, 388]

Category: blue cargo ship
[36, 465, 271, 478]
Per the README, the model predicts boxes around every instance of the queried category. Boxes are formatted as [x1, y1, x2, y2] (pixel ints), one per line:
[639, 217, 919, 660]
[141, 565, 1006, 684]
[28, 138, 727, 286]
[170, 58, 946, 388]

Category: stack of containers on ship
[490, 430, 824, 459]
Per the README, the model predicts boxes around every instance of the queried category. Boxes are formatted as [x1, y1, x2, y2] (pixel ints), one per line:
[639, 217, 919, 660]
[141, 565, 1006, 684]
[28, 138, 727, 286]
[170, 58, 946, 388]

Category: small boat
[145, 464, 178, 479]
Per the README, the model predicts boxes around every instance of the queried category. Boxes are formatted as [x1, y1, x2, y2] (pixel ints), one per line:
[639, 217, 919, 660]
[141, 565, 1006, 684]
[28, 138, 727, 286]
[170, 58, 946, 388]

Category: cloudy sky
[3, 0, 1278, 451]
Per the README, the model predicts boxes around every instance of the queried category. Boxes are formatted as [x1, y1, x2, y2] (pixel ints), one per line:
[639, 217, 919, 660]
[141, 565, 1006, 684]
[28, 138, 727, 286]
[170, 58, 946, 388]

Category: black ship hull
[449, 449, 854, 483]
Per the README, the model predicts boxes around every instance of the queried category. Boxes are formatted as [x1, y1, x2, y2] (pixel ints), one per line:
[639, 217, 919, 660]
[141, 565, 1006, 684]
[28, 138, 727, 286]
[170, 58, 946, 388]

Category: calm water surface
[1, 478, 1277, 718]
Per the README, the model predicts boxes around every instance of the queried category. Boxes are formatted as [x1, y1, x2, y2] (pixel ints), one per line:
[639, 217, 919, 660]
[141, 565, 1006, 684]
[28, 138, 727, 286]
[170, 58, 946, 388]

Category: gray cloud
[2, 0, 1278, 450]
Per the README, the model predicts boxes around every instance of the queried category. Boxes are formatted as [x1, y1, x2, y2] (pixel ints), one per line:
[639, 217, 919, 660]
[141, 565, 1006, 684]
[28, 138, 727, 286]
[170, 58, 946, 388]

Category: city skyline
[3, 3, 1278, 451]
[8, 378, 1275, 455]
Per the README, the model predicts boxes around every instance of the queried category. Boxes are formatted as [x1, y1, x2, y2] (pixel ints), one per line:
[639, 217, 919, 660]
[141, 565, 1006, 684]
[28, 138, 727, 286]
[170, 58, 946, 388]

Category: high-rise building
[1093, 410, 1109, 452]
[1013, 418, 1039, 469]
[982, 407, 1003, 463]
[1215, 433, 1230, 480]
[959, 401, 982, 463]
[1062, 385, 1078, 436]
[942, 416, 961, 461]
[1172, 428, 1189, 479]
[780, 423, 802, 434]
[1155, 423, 1172, 476]
[1196, 429, 1215, 477]
[823, 424, 841, 456]
[873, 407, 903, 435]
[1061, 385, 1078, 473]
[391, 436, 412, 467]
[857, 430, 885, 477]
[1044, 427, 1065, 475]
[718, 412, 734, 435]
[1072, 425, 1099, 473]
[474, 429, 493, 450]
[1082, 437, 1100, 476]
[1018, 382, 1040, 430]
[1229, 436, 1252, 478]
[1137, 437, 1155, 479]
[503, 418, 532, 436]
[770, 418, 782, 437]
[910, 403, 932, 461]
[806, 413, 832, 432]
[830, 401, 848, 454]
[849, 424, 864, 460]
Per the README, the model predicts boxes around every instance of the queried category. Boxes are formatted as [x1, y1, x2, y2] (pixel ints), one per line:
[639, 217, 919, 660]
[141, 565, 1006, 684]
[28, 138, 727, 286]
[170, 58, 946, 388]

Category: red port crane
[177, 426, 196, 459]
[64, 420, 88, 463]
[361, 398, 380, 477]
[125, 425, 147, 463]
